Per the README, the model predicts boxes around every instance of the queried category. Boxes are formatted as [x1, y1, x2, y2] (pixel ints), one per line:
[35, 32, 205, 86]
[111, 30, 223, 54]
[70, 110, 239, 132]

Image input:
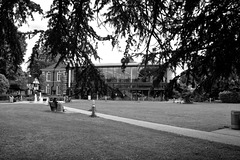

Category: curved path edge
[64, 106, 240, 147]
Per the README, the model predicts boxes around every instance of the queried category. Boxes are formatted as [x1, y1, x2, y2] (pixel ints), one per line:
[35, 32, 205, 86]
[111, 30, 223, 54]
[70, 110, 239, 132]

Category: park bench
[49, 101, 65, 112]
[49, 101, 57, 112]
[64, 96, 71, 103]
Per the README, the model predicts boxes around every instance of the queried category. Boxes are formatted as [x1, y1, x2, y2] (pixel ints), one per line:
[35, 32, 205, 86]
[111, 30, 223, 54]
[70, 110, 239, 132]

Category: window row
[45, 85, 67, 95]
[44, 71, 67, 82]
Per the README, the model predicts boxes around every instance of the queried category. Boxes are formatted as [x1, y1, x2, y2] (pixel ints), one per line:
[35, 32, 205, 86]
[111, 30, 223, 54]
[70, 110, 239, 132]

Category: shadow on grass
[43, 109, 81, 115]
[43, 110, 65, 114]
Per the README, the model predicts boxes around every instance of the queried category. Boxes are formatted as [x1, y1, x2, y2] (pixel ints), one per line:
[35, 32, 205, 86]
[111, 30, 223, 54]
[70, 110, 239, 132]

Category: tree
[94, 0, 240, 96]
[138, 67, 158, 82]
[0, 74, 9, 94]
[0, 32, 28, 80]
[16, 69, 28, 91]
[38, 74, 47, 92]
[75, 62, 109, 99]
[0, 0, 43, 79]
[3, 0, 238, 98]
[33, 0, 112, 68]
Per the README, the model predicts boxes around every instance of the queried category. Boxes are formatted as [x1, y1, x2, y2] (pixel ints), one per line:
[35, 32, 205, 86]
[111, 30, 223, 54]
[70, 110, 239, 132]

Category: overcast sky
[19, 0, 129, 71]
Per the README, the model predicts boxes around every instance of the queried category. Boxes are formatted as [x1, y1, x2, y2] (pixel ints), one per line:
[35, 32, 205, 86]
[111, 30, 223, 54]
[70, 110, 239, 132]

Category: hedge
[0, 95, 9, 101]
[49, 96, 65, 101]
[219, 91, 240, 103]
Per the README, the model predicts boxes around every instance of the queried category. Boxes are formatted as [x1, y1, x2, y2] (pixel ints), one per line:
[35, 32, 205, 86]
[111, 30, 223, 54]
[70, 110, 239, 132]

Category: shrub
[49, 96, 64, 101]
[180, 85, 194, 104]
[0, 94, 9, 101]
[219, 91, 240, 103]
[192, 93, 209, 102]
[0, 74, 9, 94]
[25, 96, 34, 101]
[122, 96, 132, 101]
[99, 96, 112, 100]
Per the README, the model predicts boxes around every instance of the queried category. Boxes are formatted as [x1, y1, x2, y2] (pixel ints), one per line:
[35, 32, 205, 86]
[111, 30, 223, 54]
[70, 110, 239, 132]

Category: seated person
[53, 98, 65, 112]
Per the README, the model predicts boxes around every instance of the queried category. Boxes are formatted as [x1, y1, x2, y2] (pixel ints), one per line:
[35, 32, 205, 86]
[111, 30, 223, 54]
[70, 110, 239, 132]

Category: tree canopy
[0, 74, 9, 94]
[0, 0, 42, 79]
[94, 0, 240, 93]
[1, 0, 240, 95]
[35, 0, 112, 68]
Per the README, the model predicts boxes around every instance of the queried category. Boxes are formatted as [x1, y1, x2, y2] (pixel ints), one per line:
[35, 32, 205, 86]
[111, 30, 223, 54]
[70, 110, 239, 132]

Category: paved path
[64, 106, 240, 147]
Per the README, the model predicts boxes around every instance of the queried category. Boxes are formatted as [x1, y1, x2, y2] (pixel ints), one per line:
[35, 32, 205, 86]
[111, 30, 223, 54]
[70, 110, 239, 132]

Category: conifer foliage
[38, 0, 112, 67]
[95, 0, 240, 92]
[0, 0, 42, 78]
[1, 0, 240, 94]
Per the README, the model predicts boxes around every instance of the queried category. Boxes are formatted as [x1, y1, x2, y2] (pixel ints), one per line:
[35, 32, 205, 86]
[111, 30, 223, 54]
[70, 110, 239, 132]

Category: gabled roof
[41, 63, 67, 71]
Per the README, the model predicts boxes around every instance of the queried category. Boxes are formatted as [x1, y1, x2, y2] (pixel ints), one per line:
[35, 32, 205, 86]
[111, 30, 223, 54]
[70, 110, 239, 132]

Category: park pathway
[64, 106, 240, 147]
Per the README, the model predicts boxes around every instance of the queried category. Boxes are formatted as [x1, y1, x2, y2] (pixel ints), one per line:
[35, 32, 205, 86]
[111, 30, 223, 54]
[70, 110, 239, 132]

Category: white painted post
[90, 100, 97, 117]
[68, 69, 71, 88]
[39, 92, 43, 103]
[34, 94, 37, 103]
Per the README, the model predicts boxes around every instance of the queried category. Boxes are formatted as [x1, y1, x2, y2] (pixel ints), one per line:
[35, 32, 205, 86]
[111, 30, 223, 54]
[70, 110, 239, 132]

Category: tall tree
[35, 0, 112, 68]
[94, 0, 240, 94]
[75, 62, 108, 99]
[0, 0, 43, 79]
[0, 74, 9, 94]
[28, 44, 56, 78]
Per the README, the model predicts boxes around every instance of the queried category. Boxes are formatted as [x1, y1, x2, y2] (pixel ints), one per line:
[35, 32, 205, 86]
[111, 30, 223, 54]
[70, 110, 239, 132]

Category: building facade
[41, 62, 174, 100]
[95, 63, 173, 100]
[41, 63, 74, 95]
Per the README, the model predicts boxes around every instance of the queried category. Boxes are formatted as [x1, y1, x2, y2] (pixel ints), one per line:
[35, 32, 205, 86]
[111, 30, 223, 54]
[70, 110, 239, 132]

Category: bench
[64, 96, 71, 103]
[49, 101, 57, 112]
[49, 101, 65, 112]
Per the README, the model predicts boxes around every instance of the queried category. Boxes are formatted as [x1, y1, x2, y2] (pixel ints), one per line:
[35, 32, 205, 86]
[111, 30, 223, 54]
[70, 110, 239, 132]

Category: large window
[57, 71, 67, 82]
[56, 86, 59, 95]
[97, 65, 163, 84]
[46, 72, 51, 81]
[98, 66, 141, 83]
[46, 85, 50, 94]
[57, 72, 61, 81]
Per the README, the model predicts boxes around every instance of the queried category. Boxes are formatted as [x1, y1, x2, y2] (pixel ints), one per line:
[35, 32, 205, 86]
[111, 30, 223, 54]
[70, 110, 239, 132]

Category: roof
[41, 62, 159, 70]
[95, 62, 140, 68]
[41, 63, 67, 71]
[95, 62, 159, 68]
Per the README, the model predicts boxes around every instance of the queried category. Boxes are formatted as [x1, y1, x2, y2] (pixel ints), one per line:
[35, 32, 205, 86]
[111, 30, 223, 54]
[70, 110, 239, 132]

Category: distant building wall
[40, 62, 175, 99]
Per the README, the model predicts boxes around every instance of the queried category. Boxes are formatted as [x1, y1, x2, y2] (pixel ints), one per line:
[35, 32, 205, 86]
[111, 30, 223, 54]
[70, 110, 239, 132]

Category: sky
[19, 0, 130, 71]
[19, 0, 181, 75]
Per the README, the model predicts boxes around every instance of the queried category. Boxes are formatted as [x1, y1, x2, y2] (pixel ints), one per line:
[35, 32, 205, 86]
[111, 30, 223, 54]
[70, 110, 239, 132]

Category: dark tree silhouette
[0, 0, 42, 78]
[95, 0, 240, 94]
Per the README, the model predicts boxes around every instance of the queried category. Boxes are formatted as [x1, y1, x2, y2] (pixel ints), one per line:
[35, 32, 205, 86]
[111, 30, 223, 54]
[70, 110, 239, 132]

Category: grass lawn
[64, 100, 240, 132]
[0, 103, 240, 159]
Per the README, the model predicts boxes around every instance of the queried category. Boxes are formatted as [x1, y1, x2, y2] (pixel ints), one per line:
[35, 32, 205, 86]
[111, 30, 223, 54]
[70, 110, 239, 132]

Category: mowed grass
[1, 103, 240, 159]
[65, 100, 240, 131]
